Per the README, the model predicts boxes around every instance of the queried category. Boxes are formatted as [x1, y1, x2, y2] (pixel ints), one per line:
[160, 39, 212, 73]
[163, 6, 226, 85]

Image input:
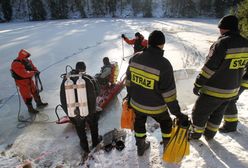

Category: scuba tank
[76, 73, 89, 117]
[64, 74, 76, 117]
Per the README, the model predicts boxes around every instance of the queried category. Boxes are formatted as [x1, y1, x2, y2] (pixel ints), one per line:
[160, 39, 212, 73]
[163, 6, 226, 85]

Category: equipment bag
[163, 119, 190, 163]
[121, 99, 135, 130]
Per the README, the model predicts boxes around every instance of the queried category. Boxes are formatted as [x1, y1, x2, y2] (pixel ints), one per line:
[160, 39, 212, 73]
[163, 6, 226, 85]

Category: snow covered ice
[0, 18, 248, 168]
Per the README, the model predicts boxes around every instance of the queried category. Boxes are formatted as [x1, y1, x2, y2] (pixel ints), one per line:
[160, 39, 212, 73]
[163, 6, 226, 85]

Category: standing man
[190, 15, 248, 140]
[60, 61, 101, 156]
[126, 30, 188, 156]
[11, 49, 48, 113]
[121, 32, 148, 53]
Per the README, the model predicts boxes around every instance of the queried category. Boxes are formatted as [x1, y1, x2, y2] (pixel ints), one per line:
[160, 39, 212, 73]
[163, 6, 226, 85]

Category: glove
[193, 85, 201, 96]
[123, 94, 131, 108]
[177, 113, 189, 125]
[121, 34, 126, 39]
[35, 71, 40, 76]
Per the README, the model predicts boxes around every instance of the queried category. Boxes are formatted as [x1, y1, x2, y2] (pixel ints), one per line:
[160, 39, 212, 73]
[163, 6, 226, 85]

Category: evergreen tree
[164, 0, 196, 17]
[107, 0, 117, 17]
[181, 0, 196, 17]
[30, 0, 46, 21]
[237, 0, 248, 38]
[131, 0, 141, 16]
[91, 0, 105, 16]
[143, 0, 152, 17]
[199, 0, 212, 15]
[48, 0, 68, 19]
[1, 0, 12, 21]
[74, 0, 86, 18]
[214, 0, 226, 18]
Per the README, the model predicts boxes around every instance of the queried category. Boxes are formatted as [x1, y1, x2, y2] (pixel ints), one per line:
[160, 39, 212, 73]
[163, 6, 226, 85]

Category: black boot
[219, 121, 238, 133]
[26, 98, 39, 113]
[35, 96, 48, 108]
[92, 135, 103, 148]
[135, 137, 150, 156]
[80, 140, 90, 153]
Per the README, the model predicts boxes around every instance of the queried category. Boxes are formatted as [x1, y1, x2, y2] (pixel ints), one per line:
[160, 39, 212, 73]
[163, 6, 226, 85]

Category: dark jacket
[124, 36, 148, 53]
[195, 31, 248, 99]
[126, 47, 181, 116]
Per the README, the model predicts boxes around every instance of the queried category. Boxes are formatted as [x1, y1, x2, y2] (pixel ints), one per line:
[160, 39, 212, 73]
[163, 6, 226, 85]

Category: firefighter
[220, 69, 248, 133]
[60, 61, 102, 155]
[95, 57, 112, 86]
[126, 30, 188, 156]
[11, 49, 48, 113]
[190, 15, 248, 140]
[121, 32, 148, 53]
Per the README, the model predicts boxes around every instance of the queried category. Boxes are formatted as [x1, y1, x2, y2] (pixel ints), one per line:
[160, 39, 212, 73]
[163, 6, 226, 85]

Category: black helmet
[218, 15, 239, 31]
[75, 61, 86, 72]
[148, 30, 165, 47]
[103, 57, 110, 65]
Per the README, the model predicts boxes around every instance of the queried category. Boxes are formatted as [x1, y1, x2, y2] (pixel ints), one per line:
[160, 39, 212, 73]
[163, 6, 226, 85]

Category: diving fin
[163, 119, 190, 163]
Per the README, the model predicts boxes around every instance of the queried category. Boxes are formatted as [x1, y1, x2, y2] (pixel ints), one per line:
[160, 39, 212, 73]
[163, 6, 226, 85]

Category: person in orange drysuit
[11, 49, 48, 113]
[121, 32, 148, 53]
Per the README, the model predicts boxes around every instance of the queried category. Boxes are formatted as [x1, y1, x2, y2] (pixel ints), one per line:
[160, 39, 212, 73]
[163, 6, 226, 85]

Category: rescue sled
[55, 62, 125, 124]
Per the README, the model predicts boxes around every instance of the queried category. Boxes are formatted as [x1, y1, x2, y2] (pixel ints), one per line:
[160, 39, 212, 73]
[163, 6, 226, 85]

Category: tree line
[0, 0, 247, 37]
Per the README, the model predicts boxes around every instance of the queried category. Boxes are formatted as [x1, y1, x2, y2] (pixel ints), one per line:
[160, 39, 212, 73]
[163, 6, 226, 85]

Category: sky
[0, 18, 247, 168]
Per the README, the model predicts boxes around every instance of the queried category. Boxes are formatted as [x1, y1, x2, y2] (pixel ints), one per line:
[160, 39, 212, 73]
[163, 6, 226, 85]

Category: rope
[15, 85, 36, 128]
[35, 74, 43, 93]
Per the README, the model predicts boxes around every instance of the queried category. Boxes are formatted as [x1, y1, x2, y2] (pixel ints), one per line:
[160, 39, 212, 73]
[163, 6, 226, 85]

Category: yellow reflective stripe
[164, 94, 177, 103]
[202, 66, 215, 76]
[194, 129, 204, 133]
[224, 118, 238, 122]
[162, 89, 176, 97]
[201, 89, 238, 98]
[130, 101, 167, 115]
[224, 115, 238, 122]
[241, 82, 248, 88]
[227, 47, 248, 54]
[135, 132, 146, 138]
[162, 133, 171, 138]
[200, 70, 211, 79]
[130, 62, 160, 75]
[225, 53, 248, 59]
[192, 124, 205, 133]
[206, 126, 218, 132]
[130, 67, 159, 81]
[194, 83, 202, 88]
[207, 126, 219, 132]
[206, 122, 219, 132]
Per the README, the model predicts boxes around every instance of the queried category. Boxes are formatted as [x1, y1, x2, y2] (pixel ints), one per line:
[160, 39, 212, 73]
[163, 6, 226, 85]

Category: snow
[0, 18, 247, 168]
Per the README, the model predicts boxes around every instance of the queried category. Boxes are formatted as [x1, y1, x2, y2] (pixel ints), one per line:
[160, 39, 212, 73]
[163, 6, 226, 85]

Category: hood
[17, 49, 30, 60]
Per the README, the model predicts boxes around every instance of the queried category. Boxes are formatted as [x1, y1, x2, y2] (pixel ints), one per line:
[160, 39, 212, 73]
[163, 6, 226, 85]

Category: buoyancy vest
[134, 38, 145, 53]
[11, 59, 34, 80]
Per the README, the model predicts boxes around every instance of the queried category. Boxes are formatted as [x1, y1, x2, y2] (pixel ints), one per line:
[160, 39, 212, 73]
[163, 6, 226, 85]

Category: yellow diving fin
[163, 119, 190, 163]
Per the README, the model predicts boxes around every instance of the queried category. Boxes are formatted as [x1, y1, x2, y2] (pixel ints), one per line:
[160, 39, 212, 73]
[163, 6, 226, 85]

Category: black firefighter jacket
[195, 31, 248, 99]
[126, 47, 181, 117]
